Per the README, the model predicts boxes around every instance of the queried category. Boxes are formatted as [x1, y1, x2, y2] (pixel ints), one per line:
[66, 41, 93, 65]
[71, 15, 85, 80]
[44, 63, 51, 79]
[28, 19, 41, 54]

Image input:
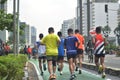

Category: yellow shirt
[41, 33, 60, 56]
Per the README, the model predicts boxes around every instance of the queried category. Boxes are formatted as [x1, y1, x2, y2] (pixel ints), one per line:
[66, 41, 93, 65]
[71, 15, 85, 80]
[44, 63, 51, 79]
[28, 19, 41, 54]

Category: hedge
[0, 54, 27, 80]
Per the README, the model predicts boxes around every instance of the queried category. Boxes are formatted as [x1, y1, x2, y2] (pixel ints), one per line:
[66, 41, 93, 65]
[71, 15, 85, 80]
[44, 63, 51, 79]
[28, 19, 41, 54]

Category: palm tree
[102, 25, 111, 37]
[114, 22, 120, 46]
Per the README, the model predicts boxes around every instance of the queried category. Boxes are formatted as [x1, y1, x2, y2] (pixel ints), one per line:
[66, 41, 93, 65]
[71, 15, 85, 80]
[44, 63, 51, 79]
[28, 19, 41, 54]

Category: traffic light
[105, 4, 108, 13]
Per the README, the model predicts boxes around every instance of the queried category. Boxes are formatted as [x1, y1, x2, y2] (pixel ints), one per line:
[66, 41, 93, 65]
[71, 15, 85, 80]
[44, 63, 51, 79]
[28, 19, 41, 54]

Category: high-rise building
[24, 24, 31, 45]
[61, 18, 77, 37]
[77, 0, 119, 37]
[92, 0, 118, 2]
[31, 26, 37, 45]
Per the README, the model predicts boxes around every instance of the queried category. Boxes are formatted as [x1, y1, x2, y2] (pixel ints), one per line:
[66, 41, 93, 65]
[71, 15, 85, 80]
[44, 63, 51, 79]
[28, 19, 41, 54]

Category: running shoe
[75, 67, 78, 71]
[49, 74, 53, 80]
[79, 70, 82, 74]
[102, 72, 106, 78]
[60, 71, 63, 75]
[52, 74, 57, 79]
[69, 74, 76, 80]
[58, 65, 60, 71]
[98, 65, 102, 74]
[41, 72, 43, 76]
[43, 63, 47, 71]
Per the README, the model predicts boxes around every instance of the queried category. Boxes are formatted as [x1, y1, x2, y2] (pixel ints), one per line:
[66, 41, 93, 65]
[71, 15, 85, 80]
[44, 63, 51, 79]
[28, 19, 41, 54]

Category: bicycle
[87, 48, 94, 63]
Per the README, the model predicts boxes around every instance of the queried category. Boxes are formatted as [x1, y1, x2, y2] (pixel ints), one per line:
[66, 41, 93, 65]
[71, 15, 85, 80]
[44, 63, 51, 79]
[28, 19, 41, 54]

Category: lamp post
[87, 0, 90, 37]
[13, 0, 17, 55]
[16, 0, 20, 55]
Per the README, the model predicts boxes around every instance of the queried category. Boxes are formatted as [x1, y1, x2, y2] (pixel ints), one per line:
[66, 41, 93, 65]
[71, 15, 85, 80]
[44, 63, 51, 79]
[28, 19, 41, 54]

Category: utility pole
[79, 0, 82, 34]
[87, 0, 90, 38]
[16, 0, 20, 55]
[13, 0, 16, 55]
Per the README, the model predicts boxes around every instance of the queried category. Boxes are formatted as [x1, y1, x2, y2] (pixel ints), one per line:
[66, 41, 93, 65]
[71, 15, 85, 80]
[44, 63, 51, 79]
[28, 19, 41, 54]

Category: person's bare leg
[68, 58, 74, 74]
[47, 60, 53, 75]
[39, 59, 43, 75]
[100, 57, 105, 71]
[75, 56, 79, 71]
[78, 54, 83, 69]
[95, 56, 99, 67]
[59, 59, 64, 72]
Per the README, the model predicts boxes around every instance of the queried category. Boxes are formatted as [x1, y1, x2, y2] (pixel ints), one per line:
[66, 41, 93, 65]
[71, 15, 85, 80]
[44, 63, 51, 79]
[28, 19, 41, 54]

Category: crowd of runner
[23, 26, 108, 80]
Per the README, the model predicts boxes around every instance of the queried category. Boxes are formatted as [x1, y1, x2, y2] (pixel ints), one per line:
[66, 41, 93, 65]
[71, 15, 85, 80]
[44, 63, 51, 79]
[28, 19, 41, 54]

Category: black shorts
[95, 54, 105, 58]
[77, 49, 83, 55]
[38, 56, 46, 60]
[67, 54, 77, 60]
[58, 55, 64, 61]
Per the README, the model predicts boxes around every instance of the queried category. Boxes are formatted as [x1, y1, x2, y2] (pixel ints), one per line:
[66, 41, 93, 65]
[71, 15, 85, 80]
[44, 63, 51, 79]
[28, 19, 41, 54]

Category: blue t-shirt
[64, 36, 78, 55]
[58, 38, 64, 56]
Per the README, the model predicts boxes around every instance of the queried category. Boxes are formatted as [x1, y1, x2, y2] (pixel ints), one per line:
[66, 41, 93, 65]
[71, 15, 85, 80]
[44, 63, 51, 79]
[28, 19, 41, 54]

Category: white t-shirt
[38, 41, 46, 56]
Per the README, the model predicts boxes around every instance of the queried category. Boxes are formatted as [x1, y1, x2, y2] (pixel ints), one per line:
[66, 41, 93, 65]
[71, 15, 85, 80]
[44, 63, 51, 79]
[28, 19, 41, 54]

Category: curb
[28, 61, 43, 80]
[64, 59, 120, 78]
[82, 62, 120, 78]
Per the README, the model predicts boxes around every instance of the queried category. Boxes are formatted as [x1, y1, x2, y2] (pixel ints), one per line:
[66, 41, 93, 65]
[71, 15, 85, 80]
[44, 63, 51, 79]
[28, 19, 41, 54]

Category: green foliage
[116, 46, 120, 57]
[0, 54, 28, 80]
[0, 10, 14, 31]
[114, 22, 120, 36]
[0, 0, 7, 4]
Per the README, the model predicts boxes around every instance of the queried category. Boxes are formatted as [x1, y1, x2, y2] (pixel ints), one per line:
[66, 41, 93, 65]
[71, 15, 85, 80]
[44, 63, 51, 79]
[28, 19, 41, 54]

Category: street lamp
[13, 0, 17, 55]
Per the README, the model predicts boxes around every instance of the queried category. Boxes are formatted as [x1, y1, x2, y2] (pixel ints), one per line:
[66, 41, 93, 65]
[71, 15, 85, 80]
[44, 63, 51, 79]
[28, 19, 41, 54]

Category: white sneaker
[60, 71, 63, 75]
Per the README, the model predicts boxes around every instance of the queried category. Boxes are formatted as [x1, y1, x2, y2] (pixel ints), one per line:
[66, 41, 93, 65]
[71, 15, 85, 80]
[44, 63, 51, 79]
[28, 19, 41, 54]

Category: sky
[7, 0, 77, 40]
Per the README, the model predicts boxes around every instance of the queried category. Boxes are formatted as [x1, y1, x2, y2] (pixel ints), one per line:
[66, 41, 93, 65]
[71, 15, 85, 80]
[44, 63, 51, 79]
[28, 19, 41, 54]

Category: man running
[74, 29, 85, 74]
[92, 26, 108, 78]
[57, 31, 64, 75]
[41, 27, 60, 80]
[64, 28, 79, 80]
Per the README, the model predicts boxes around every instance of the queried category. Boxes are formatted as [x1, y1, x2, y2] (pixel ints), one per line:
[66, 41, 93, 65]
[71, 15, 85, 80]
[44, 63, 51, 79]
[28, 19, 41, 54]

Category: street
[84, 54, 120, 69]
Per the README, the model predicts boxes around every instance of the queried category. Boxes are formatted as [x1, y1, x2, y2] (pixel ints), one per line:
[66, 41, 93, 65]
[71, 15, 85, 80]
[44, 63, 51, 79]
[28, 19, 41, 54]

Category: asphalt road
[83, 54, 120, 69]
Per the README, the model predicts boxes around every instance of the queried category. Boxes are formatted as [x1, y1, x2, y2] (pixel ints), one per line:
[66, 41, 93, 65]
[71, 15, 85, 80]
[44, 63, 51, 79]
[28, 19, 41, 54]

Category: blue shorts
[67, 54, 77, 60]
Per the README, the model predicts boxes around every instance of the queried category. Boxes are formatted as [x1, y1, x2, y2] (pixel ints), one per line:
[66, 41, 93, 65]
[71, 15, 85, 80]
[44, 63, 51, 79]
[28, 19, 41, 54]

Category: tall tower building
[61, 18, 77, 37]
[77, 0, 119, 37]
[25, 25, 31, 45]
[31, 26, 37, 45]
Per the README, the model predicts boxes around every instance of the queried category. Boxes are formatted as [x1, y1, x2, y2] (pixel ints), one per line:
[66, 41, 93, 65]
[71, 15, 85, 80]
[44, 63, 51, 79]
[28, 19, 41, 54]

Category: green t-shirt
[41, 33, 60, 56]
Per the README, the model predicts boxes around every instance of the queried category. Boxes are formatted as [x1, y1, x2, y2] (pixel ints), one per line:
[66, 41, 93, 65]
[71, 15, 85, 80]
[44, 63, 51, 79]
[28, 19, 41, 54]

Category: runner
[37, 33, 47, 76]
[57, 31, 64, 75]
[27, 45, 32, 60]
[23, 45, 28, 55]
[74, 29, 85, 74]
[92, 26, 108, 78]
[41, 27, 60, 80]
[64, 28, 79, 80]
[4, 43, 10, 55]
[32, 44, 38, 60]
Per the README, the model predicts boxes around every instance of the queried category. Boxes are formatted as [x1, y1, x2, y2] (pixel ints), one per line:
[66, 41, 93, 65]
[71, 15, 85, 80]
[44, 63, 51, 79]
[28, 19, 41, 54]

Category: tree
[114, 22, 120, 46]
[0, 10, 14, 31]
[102, 25, 111, 37]
[0, 0, 7, 4]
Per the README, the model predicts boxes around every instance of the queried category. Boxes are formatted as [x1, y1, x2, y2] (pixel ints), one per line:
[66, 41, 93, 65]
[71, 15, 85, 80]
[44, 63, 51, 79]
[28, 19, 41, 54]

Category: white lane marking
[29, 61, 43, 80]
